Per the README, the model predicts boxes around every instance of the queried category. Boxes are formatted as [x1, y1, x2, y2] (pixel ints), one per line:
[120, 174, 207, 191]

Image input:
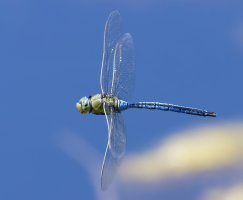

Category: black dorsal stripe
[88, 96, 93, 113]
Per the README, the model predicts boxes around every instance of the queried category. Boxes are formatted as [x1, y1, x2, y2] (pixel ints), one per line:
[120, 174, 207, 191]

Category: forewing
[100, 11, 131, 190]
[111, 33, 135, 101]
[100, 10, 123, 95]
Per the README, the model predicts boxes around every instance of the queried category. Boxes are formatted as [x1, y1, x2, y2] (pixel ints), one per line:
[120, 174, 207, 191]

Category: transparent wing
[100, 10, 122, 95]
[100, 11, 135, 190]
[102, 32, 134, 162]
[107, 110, 126, 158]
[101, 111, 126, 190]
[100, 11, 135, 101]
[103, 32, 135, 158]
[101, 145, 118, 191]
[111, 33, 135, 101]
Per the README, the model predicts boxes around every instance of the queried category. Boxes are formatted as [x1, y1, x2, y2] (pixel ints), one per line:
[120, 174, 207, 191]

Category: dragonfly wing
[101, 108, 126, 190]
[104, 24, 134, 160]
[100, 142, 121, 190]
[100, 10, 123, 95]
[108, 112, 126, 158]
[102, 33, 134, 150]
[111, 32, 135, 101]
[100, 11, 132, 190]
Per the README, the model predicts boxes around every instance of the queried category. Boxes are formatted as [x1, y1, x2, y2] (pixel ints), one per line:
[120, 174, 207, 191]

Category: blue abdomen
[118, 100, 129, 111]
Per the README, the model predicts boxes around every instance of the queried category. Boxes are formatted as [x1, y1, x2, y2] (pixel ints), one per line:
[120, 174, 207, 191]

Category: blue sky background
[1, 0, 243, 199]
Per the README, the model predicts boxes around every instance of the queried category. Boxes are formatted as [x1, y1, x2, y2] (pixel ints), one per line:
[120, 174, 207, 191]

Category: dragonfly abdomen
[128, 102, 216, 117]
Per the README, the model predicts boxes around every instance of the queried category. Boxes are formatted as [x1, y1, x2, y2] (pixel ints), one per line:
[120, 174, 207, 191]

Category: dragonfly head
[76, 96, 91, 114]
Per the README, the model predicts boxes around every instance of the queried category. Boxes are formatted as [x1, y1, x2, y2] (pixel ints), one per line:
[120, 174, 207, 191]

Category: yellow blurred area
[201, 183, 243, 200]
[119, 122, 243, 182]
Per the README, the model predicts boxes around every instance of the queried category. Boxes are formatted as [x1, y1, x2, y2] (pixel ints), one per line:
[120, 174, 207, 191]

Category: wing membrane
[101, 143, 122, 191]
[100, 113, 126, 190]
[100, 10, 122, 95]
[108, 111, 126, 158]
[111, 33, 135, 101]
[100, 11, 134, 190]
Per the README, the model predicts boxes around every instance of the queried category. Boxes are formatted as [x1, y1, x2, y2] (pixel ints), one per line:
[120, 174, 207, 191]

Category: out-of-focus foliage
[57, 122, 243, 200]
[200, 183, 243, 200]
[57, 131, 119, 200]
[119, 122, 243, 182]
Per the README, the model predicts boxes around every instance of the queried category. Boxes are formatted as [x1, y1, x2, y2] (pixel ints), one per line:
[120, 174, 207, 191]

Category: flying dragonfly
[76, 10, 216, 190]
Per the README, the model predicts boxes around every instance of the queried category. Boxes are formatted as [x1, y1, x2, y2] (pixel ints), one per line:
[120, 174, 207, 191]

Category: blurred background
[0, 0, 243, 199]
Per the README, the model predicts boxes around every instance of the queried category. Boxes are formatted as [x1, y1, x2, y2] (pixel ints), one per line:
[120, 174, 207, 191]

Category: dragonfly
[76, 10, 216, 190]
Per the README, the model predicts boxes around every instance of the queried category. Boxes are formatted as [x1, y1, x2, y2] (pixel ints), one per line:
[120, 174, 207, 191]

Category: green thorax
[90, 94, 119, 115]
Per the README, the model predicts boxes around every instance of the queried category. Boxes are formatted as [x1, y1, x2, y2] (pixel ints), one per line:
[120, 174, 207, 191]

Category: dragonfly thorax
[76, 94, 128, 115]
